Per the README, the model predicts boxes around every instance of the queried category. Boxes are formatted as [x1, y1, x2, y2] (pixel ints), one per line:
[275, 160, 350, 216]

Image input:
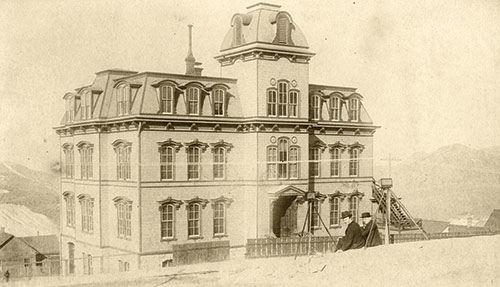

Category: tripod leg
[313, 206, 338, 252]
[294, 205, 311, 260]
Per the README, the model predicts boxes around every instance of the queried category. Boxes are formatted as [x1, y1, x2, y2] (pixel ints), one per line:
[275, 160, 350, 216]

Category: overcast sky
[1, 0, 499, 172]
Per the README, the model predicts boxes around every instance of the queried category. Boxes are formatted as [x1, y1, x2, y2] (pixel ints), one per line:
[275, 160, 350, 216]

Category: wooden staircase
[372, 183, 422, 231]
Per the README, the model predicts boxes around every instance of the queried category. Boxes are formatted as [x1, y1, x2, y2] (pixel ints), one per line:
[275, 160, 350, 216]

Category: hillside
[0, 204, 58, 236]
[375, 144, 500, 221]
[0, 161, 59, 225]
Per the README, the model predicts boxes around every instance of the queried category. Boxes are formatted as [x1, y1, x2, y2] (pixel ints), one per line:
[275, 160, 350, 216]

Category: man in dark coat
[361, 212, 383, 247]
[336, 211, 365, 252]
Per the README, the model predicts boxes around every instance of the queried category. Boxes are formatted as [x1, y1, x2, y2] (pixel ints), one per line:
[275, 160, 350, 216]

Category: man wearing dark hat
[336, 211, 365, 252]
[361, 212, 382, 247]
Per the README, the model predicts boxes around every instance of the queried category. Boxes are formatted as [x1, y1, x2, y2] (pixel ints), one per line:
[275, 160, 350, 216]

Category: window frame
[330, 147, 341, 177]
[277, 81, 289, 117]
[116, 83, 130, 116]
[63, 192, 75, 228]
[187, 146, 201, 180]
[310, 147, 321, 178]
[115, 198, 132, 240]
[213, 202, 226, 236]
[213, 88, 226, 117]
[310, 94, 321, 120]
[187, 203, 201, 238]
[349, 148, 360, 177]
[160, 84, 175, 114]
[78, 195, 94, 234]
[267, 89, 278, 117]
[331, 96, 341, 121]
[289, 90, 299, 118]
[113, 140, 132, 180]
[187, 86, 200, 115]
[349, 196, 360, 223]
[213, 147, 226, 180]
[329, 196, 341, 227]
[62, 144, 74, 179]
[349, 97, 360, 122]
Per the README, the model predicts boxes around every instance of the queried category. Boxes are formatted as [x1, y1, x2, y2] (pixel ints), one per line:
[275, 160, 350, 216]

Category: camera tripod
[294, 193, 337, 259]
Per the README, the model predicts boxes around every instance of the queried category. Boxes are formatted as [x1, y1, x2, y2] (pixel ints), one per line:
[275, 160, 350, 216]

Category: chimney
[185, 25, 203, 76]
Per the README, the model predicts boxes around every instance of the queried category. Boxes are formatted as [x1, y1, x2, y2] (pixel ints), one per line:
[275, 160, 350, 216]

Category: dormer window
[233, 16, 242, 46]
[349, 98, 360, 122]
[331, 96, 341, 121]
[213, 88, 225, 116]
[160, 85, 174, 114]
[310, 94, 321, 120]
[187, 87, 200, 115]
[276, 14, 290, 44]
[81, 90, 92, 120]
[116, 83, 130, 116]
[65, 96, 75, 123]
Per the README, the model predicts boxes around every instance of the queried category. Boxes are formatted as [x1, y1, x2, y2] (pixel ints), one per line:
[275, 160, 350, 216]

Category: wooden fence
[246, 236, 338, 258]
[390, 230, 499, 243]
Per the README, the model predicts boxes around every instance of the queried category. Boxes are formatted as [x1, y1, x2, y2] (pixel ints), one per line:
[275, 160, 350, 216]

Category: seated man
[336, 211, 365, 252]
[361, 212, 382, 247]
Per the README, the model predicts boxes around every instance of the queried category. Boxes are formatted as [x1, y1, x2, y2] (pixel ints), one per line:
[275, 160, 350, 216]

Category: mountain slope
[0, 161, 59, 224]
[0, 204, 58, 236]
[375, 144, 500, 221]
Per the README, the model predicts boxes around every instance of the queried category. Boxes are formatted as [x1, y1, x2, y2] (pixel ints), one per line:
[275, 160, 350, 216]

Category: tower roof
[219, 3, 309, 52]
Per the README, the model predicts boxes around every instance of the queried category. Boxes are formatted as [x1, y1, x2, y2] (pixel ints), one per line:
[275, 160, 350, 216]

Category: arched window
[289, 147, 299, 179]
[233, 16, 242, 46]
[310, 95, 321, 120]
[116, 83, 130, 116]
[78, 194, 94, 233]
[349, 98, 360, 121]
[213, 202, 226, 236]
[278, 81, 288, 117]
[330, 148, 341, 177]
[63, 192, 75, 228]
[160, 85, 174, 114]
[349, 148, 360, 176]
[113, 140, 132, 180]
[310, 148, 320, 177]
[213, 89, 225, 116]
[266, 146, 278, 179]
[187, 203, 201, 237]
[267, 89, 277, 116]
[77, 142, 93, 180]
[187, 146, 201, 180]
[81, 90, 92, 120]
[62, 144, 74, 179]
[277, 138, 289, 178]
[330, 197, 341, 226]
[350, 196, 359, 223]
[160, 146, 174, 180]
[276, 14, 290, 44]
[114, 197, 132, 239]
[213, 147, 226, 179]
[187, 87, 200, 115]
[161, 204, 175, 239]
[331, 96, 340, 121]
[289, 90, 298, 117]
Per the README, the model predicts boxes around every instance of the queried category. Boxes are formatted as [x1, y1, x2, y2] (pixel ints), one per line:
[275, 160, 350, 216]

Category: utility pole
[381, 154, 401, 177]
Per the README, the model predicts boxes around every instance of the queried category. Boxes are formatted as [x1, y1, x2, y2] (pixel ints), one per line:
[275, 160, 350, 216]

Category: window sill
[118, 236, 132, 241]
[329, 225, 342, 229]
[160, 238, 177, 242]
[188, 236, 204, 240]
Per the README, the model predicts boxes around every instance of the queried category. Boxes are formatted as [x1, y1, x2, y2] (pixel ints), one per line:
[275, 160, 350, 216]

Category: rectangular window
[80, 147, 93, 179]
[117, 85, 130, 116]
[311, 95, 320, 120]
[289, 91, 298, 117]
[267, 90, 277, 116]
[187, 204, 201, 237]
[289, 147, 299, 179]
[349, 149, 359, 176]
[331, 148, 340, 177]
[278, 82, 288, 117]
[213, 89, 225, 116]
[267, 147, 277, 179]
[161, 204, 175, 239]
[213, 202, 226, 236]
[331, 97, 340, 121]
[213, 147, 225, 179]
[330, 197, 340, 226]
[160, 85, 174, 114]
[64, 148, 74, 178]
[187, 87, 200, 115]
[160, 147, 174, 180]
[310, 148, 320, 177]
[187, 147, 200, 180]
[349, 98, 359, 121]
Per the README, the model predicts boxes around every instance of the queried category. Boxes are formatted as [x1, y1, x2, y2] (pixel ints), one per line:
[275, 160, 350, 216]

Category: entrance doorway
[272, 196, 298, 237]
